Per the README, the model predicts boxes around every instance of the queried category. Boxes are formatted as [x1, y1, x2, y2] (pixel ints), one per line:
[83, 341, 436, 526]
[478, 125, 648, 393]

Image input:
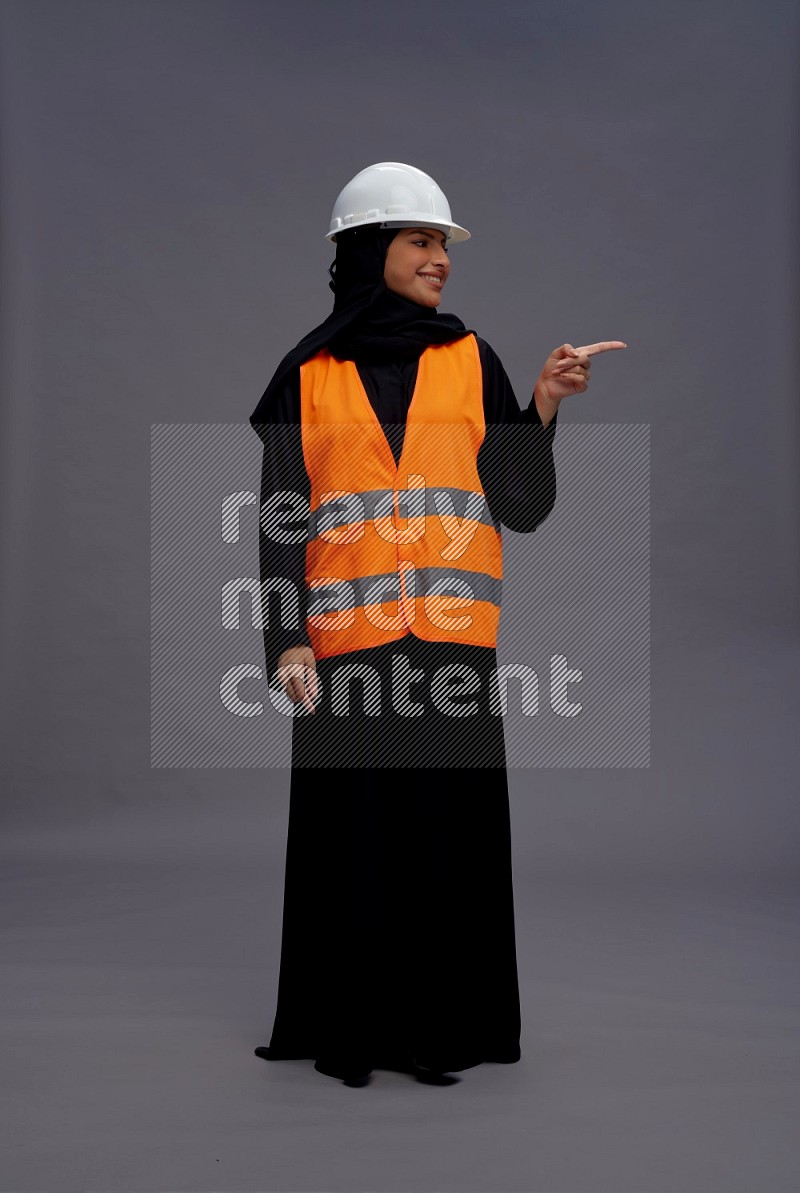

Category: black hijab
[249, 225, 473, 435]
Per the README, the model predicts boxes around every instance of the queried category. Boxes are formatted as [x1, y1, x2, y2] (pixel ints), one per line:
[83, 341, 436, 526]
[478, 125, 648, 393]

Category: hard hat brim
[326, 216, 471, 244]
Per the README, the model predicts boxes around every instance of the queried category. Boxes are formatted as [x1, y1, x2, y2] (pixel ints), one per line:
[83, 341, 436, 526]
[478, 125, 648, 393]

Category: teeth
[420, 275, 442, 285]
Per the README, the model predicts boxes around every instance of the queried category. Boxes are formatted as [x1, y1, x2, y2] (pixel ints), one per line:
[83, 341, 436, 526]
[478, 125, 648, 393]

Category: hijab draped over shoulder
[249, 225, 474, 438]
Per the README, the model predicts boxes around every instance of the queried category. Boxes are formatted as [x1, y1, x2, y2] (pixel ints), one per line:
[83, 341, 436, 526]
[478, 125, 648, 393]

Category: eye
[412, 237, 448, 252]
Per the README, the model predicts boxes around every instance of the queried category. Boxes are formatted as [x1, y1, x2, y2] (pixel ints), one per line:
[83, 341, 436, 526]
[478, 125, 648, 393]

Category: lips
[418, 273, 444, 288]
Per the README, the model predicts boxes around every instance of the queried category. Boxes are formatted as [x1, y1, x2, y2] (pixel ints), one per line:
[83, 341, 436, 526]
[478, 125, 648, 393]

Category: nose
[430, 244, 449, 270]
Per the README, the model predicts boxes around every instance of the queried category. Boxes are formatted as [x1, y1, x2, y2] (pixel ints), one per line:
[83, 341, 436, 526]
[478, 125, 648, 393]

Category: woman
[250, 162, 625, 1087]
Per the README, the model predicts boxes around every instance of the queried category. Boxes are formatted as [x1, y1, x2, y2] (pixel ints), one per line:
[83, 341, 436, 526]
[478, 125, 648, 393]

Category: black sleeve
[475, 336, 558, 533]
[253, 369, 312, 679]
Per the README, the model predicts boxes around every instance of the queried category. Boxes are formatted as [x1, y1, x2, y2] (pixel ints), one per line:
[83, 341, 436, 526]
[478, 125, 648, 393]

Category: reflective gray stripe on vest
[308, 486, 501, 540]
[307, 567, 502, 617]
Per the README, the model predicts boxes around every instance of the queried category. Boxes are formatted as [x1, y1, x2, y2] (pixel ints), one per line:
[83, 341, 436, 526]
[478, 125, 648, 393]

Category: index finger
[573, 341, 628, 357]
[289, 677, 315, 716]
[301, 666, 316, 715]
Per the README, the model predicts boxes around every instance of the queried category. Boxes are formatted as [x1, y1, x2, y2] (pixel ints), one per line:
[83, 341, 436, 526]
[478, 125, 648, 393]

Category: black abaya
[256, 336, 558, 1081]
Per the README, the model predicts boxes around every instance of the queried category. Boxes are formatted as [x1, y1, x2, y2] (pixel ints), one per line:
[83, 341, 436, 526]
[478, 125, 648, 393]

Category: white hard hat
[326, 161, 471, 244]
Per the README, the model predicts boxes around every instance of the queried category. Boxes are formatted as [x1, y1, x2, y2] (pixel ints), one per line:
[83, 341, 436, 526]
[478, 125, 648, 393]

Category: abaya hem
[256, 1045, 522, 1083]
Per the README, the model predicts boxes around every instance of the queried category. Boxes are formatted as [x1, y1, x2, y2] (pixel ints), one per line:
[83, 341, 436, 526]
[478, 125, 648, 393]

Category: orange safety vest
[299, 333, 503, 659]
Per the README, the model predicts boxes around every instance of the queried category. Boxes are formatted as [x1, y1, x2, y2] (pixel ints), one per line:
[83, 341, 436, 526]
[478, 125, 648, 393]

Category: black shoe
[372, 1052, 461, 1085]
[254, 1046, 272, 1060]
[342, 1072, 372, 1088]
[413, 1065, 461, 1086]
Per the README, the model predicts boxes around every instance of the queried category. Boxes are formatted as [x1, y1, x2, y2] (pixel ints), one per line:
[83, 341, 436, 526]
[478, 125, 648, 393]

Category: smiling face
[383, 227, 450, 307]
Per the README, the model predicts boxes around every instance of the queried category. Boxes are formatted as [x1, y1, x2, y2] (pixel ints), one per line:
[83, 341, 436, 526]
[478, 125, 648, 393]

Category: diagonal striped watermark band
[151, 422, 649, 769]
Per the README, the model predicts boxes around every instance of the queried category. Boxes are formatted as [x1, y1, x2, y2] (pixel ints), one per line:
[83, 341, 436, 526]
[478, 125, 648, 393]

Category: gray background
[1, 0, 798, 1190]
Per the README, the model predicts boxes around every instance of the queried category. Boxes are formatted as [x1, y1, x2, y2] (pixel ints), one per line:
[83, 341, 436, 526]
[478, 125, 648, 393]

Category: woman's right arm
[255, 369, 315, 698]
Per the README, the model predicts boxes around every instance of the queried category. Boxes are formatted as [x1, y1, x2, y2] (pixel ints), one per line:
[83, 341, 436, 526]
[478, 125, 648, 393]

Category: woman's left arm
[476, 338, 558, 533]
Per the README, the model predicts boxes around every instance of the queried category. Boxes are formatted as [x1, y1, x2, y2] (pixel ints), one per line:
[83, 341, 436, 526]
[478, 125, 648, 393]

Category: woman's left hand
[534, 340, 628, 411]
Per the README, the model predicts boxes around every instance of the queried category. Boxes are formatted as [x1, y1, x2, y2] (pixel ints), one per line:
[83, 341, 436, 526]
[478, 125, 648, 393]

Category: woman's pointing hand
[534, 341, 628, 414]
